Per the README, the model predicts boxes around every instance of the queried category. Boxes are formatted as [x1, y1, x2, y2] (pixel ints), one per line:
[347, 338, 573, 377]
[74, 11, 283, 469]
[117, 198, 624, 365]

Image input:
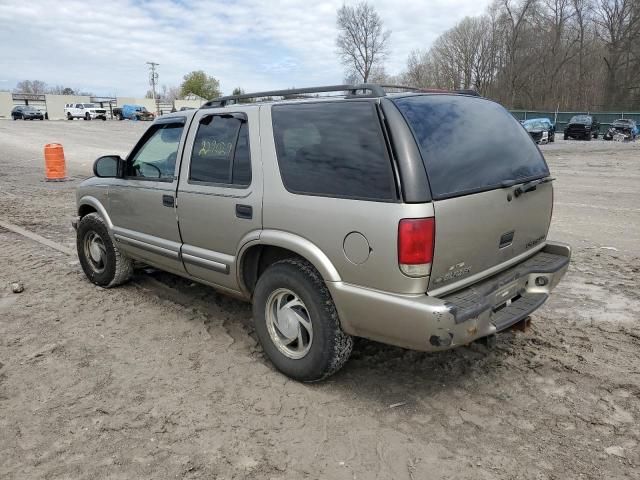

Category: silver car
[74, 84, 570, 381]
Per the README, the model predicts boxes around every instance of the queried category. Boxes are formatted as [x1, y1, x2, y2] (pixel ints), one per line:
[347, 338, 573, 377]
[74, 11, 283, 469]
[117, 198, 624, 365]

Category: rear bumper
[328, 241, 571, 352]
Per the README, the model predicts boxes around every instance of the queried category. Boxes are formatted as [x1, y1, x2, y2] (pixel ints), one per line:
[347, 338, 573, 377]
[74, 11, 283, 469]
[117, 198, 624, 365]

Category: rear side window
[189, 114, 251, 187]
[393, 95, 550, 200]
[272, 102, 395, 201]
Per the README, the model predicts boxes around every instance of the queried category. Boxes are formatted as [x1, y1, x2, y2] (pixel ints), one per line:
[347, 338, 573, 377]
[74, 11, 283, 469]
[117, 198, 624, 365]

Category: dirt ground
[0, 119, 639, 479]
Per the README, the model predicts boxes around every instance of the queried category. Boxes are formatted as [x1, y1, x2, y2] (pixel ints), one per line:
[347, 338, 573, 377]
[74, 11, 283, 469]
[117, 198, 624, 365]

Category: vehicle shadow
[136, 267, 523, 403]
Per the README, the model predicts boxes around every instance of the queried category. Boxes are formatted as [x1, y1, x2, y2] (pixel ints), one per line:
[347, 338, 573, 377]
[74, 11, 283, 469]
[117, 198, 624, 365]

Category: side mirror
[93, 155, 122, 178]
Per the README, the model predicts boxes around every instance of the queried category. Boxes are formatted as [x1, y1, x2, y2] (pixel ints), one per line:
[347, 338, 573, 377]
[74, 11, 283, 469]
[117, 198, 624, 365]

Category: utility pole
[146, 61, 159, 115]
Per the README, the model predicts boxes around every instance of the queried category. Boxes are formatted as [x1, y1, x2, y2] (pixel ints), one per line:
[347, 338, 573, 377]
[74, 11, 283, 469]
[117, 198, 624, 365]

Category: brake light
[398, 218, 435, 277]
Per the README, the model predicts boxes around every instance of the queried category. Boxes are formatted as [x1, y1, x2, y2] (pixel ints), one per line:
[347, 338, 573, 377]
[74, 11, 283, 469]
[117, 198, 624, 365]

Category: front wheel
[77, 213, 133, 287]
[84, 113, 91, 121]
[252, 258, 353, 382]
[67, 113, 73, 120]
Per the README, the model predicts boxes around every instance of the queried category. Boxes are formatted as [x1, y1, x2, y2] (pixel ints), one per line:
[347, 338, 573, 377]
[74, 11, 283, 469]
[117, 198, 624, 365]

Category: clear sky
[0, 0, 491, 97]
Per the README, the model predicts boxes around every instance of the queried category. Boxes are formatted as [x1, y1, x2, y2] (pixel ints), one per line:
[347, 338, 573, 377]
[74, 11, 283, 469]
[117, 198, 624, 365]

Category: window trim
[186, 112, 252, 190]
[271, 99, 399, 203]
[124, 122, 185, 183]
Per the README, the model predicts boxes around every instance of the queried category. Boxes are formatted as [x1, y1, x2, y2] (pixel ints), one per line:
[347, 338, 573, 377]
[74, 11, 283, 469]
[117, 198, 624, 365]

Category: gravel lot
[1, 119, 639, 479]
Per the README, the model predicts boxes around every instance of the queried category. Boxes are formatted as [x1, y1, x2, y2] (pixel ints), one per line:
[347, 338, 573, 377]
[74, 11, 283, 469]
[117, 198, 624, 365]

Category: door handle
[162, 195, 175, 207]
[236, 204, 252, 219]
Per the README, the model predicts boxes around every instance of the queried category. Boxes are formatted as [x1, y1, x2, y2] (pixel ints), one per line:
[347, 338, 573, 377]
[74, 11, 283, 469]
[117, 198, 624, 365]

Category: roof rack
[201, 83, 418, 108]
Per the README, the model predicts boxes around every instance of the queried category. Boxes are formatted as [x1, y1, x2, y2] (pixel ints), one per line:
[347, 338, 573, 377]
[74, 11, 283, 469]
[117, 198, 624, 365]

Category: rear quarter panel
[258, 105, 433, 295]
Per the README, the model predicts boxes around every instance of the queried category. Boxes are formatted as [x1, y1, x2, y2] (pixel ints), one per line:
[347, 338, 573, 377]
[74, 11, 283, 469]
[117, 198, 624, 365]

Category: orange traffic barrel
[44, 143, 67, 181]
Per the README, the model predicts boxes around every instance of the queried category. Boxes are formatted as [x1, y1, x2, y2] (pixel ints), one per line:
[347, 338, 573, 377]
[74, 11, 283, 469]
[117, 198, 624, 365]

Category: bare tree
[336, 2, 390, 83]
[47, 85, 76, 95]
[14, 80, 48, 94]
[594, 0, 640, 108]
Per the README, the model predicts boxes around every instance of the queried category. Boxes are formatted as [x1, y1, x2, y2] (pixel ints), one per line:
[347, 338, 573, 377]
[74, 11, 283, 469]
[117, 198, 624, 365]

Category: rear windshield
[393, 95, 549, 199]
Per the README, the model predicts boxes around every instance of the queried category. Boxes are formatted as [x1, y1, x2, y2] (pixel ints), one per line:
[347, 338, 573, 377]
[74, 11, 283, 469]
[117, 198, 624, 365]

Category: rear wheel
[563, 133, 568, 140]
[593, 131, 598, 139]
[77, 213, 133, 288]
[252, 258, 353, 382]
[585, 133, 591, 141]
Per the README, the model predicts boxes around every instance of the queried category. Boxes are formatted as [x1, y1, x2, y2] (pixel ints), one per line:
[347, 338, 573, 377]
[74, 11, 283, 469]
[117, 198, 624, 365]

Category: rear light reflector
[398, 218, 435, 277]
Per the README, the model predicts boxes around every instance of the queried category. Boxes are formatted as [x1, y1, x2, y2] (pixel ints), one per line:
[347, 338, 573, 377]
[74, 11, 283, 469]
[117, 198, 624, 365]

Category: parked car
[64, 103, 107, 121]
[564, 115, 600, 140]
[522, 118, 555, 143]
[73, 85, 570, 381]
[11, 105, 44, 120]
[113, 104, 154, 121]
[603, 118, 638, 141]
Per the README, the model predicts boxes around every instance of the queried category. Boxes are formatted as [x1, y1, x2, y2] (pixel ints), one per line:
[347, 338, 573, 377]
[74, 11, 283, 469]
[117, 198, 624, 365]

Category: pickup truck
[65, 103, 107, 121]
[113, 104, 155, 121]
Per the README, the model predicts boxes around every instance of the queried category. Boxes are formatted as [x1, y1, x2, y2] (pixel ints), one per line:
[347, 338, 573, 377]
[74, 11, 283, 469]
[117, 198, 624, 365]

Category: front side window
[271, 102, 395, 201]
[127, 123, 184, 180]
[189, 114, 251, 187]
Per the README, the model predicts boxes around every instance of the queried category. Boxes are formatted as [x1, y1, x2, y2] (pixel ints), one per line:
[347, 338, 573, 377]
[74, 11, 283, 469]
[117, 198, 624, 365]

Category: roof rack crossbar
[201, 83, 416, 108]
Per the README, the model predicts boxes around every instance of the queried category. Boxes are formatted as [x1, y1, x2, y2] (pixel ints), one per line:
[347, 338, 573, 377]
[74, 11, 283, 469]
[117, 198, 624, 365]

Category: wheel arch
[78, 196, 113, 230]
[237, 230, 341, 297]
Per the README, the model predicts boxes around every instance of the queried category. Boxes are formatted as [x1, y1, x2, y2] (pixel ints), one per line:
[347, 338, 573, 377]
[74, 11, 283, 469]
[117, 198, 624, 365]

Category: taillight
[398, 218, 435, 277]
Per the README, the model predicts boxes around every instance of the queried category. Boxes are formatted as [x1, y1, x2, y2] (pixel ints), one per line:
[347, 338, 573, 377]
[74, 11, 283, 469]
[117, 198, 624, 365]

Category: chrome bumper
[328, 241, 571, 352]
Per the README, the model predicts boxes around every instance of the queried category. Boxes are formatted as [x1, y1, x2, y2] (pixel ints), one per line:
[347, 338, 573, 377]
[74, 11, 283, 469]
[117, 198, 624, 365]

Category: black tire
[564, 133, 568, 140]
[117, 113, 123, 121]
[84, 113, 91, 121]
[593, 131, 598, 139]
[585, 133, 591, 141]
[67, 113, 73, 120]
[101, 117, 106, 121]
[252, 258, 353, 382]
[12, 115, 17, 121]
[76, 213, 133, 288]
[23, 116, 27, 121]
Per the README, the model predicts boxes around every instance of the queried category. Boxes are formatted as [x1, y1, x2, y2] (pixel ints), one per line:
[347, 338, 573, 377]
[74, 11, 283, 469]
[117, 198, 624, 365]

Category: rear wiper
[514, 177, 555, 197]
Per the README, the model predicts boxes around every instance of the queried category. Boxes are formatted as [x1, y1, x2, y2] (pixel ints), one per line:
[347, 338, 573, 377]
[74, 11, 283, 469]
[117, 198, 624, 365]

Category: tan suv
[73, 84, 571, 381]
